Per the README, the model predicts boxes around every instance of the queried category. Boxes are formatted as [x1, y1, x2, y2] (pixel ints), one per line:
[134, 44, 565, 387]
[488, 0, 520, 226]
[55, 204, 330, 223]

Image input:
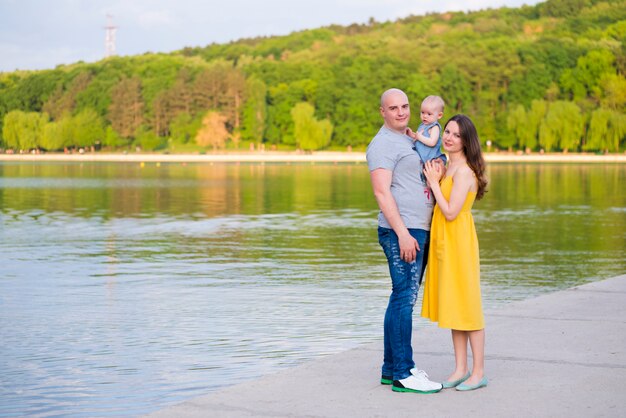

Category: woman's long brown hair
[446, 114, 488, 200]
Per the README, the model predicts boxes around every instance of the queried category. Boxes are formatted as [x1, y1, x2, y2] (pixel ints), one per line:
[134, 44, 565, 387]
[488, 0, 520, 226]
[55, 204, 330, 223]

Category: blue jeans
[378, 227, 430, 381]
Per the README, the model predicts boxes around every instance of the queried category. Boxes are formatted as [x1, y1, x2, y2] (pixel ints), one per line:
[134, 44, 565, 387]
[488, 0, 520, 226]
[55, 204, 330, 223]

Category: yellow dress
[421, 175, 484, 330]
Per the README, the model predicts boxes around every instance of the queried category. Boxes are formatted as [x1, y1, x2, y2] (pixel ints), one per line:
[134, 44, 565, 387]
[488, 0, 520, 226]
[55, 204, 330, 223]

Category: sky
[0, 0, 543, 73]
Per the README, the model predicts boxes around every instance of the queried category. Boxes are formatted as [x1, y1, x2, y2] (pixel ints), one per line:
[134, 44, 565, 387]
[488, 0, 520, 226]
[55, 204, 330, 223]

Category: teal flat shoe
[456, 376, 488, 391]
[441, 372, 471, 389]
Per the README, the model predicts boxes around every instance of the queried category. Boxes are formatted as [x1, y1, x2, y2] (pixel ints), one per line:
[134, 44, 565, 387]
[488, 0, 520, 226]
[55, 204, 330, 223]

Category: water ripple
[1, 163, 624, 416]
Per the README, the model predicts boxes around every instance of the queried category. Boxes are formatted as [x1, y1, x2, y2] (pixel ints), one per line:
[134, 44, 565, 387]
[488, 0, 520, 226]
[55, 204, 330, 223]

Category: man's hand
[399, 231, 420, 263]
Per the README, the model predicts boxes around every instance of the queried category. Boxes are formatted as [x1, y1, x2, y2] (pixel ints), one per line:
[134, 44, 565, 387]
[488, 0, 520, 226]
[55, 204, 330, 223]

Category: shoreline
[0, 151, 625, 163]
[146, 274, 626, 417]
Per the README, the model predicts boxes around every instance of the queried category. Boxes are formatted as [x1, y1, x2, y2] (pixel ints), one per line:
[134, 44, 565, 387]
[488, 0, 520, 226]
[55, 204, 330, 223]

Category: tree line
[0, 0, 624, 153]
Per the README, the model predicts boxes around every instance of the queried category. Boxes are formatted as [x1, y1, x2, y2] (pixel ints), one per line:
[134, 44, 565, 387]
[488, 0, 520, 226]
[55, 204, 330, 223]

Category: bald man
[366, 88, 446, 394]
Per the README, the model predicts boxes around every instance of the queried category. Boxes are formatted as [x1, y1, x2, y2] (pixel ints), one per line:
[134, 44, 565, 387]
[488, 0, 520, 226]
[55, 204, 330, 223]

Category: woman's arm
[423, 162, 474, 221]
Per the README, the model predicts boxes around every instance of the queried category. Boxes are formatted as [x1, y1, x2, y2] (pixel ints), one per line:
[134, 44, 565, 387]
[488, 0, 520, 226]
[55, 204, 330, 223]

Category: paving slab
[147, 274, 626, 417]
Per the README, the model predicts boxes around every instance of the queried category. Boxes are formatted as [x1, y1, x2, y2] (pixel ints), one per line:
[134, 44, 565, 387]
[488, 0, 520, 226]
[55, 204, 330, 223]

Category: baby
[405, 95, 445, 163]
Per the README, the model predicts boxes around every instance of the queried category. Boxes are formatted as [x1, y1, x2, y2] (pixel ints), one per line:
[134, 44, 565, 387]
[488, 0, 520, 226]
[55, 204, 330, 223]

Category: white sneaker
[392, 369, 442, 393]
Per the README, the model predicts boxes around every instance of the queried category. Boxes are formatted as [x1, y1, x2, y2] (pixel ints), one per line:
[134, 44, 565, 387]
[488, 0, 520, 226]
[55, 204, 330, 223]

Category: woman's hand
[423, 159, 443, 187]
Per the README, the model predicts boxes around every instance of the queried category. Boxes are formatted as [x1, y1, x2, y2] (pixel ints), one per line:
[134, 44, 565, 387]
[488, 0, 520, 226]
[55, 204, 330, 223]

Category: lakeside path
[1, 151, 626, 163]
[147, 274, 626, 417]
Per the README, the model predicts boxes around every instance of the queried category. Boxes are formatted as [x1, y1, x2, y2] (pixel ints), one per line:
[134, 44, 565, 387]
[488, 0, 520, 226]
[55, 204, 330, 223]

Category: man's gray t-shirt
[366, 126, 435, 230]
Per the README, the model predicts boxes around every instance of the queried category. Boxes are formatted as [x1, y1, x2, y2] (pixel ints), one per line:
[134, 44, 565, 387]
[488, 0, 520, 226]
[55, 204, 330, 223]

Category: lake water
[1, 162, 624, 416]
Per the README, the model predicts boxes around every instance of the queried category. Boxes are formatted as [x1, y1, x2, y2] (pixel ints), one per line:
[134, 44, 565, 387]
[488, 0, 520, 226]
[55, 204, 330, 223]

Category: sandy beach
[0, 151, 625, 163]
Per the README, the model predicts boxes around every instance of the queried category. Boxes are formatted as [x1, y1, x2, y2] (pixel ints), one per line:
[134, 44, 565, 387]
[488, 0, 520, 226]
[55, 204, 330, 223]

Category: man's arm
[370, 168, 420, 263]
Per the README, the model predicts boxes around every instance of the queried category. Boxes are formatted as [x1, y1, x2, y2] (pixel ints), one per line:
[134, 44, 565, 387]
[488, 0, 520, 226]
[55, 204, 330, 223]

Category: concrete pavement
[147, 274, 626, 417]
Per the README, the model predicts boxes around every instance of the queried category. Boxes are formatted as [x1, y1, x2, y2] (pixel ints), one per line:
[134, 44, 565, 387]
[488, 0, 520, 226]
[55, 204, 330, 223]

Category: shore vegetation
[0, 0, 624, 154]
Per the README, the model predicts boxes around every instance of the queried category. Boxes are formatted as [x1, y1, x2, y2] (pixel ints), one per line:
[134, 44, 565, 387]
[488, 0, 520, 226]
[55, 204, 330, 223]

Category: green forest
[0, 0, 624, 153]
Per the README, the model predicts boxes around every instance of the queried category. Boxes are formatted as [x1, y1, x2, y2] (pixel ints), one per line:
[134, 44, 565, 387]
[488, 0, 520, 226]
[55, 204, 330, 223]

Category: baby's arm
[413, 125, 440, 147]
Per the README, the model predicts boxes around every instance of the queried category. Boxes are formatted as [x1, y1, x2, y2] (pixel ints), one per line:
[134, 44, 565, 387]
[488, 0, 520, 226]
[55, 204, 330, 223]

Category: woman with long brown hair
[421, 114, 489, 391]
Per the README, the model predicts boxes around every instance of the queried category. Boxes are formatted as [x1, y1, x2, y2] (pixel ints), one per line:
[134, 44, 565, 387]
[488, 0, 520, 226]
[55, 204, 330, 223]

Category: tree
[2, 110, 47, 150]
[560, 50, 616, 100]
[135, 126, 166, 151]
[540, 0, 589, 18]
[506, 64, 553, 107]
[3, 71, 63, 113]
[407, 73, 437, 103]
[103, 126, 127, 148]
[224, 69, 247, 131]
[42, 71, 93, 120]
[71, 108, 105, 148]
[599, 73, 626, 110]
[152, 90, 172, 137]
[2, 110, 22, 149]
[0, 0, 624, 153]
[506, 104, 525, 151]
[525, 100, 547, 151]
[314, 119, 333, 150]
[557, 101, 584, 152]
[170, 68, 194, 114]
[438, 64, 472, 112]
[108, 77, 144, 138]
[539, 101, 583, 152]
[291, 102, 333, 151]
[170, 112, 201, 144]
[75, 68, 127, 118]
[41, 116, 72, 150]
[265, 83, 300, 145]
[585, 108, 626, 152]
[196, 111, 229, 149]
[151, 70, 194, 137]
[241, 77, 267, 144]
[608, 113, 626, 152]
[193, 60, 231, 112]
